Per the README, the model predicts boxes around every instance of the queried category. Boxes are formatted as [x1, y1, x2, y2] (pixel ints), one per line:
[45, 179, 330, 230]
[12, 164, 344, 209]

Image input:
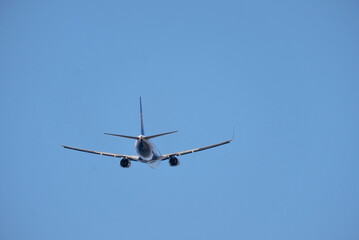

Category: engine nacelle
[169, 157, 180, 167]
[120, 158, 131, 168]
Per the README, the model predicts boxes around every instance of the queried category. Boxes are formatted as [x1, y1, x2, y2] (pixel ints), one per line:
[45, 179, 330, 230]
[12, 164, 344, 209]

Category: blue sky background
[1, 0, 359, 239]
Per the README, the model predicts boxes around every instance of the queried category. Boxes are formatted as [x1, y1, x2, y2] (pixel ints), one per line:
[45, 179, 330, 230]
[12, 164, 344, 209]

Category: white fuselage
[135, 136, 161, 163]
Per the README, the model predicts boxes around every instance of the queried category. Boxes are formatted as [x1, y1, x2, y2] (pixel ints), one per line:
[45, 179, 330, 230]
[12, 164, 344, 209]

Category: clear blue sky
[1, 0, 358, 239]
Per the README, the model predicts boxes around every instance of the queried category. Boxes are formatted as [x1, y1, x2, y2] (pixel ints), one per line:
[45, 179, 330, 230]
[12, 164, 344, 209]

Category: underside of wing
[160, 138, 232, 161]
[62, 145, 139, 161]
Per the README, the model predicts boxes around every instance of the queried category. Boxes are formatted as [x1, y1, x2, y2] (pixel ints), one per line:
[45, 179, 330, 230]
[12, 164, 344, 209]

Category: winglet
[140, 97, 145, 135]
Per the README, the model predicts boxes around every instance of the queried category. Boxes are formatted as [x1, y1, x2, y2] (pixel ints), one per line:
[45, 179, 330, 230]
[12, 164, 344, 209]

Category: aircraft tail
[104, 98, 177, 140]
[138, 97, 177, 139]
[140, 97, 145, 135]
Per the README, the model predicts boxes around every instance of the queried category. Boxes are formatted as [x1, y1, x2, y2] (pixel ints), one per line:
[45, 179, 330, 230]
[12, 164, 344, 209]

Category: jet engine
[169, 157, 180, 167]
[120, 158, 131, 168]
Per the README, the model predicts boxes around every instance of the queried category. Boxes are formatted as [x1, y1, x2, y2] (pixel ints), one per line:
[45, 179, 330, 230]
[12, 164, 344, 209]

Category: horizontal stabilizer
[104, 133, 139, 140]
[144, 131, 178, 139]
[104, 130, 177, 140]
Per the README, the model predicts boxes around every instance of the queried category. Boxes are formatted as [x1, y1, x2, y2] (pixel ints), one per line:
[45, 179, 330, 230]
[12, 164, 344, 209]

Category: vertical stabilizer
[140, 97, 145, 135]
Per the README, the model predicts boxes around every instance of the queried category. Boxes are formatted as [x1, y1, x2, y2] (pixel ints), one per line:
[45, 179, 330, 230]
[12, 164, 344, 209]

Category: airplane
[62, 98, 232, 168]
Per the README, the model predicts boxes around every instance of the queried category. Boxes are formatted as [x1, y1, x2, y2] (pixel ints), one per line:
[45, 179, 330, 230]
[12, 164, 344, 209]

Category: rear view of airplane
[62, 98, 232, 168]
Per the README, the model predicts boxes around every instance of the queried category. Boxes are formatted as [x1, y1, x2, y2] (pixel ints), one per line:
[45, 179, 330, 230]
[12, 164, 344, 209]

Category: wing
[62, 145, 139, 161]
[160, 138, 232, 160]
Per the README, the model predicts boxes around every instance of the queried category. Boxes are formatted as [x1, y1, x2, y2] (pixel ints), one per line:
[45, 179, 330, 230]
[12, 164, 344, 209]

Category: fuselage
[135, 135, 161, 163]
